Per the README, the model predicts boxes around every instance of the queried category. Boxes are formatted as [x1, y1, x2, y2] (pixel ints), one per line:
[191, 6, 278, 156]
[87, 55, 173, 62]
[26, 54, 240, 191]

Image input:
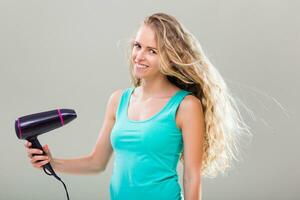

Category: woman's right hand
[24, 141, 53, 169]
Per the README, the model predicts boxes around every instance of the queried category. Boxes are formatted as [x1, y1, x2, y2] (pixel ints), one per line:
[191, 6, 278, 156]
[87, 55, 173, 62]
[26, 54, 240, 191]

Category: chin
[134, 74, 144, 79]
[134, 69, 146, 77]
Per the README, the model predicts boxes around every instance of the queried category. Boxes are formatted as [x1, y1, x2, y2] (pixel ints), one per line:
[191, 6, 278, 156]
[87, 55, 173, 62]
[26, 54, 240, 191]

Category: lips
[135, 63, 149, 69]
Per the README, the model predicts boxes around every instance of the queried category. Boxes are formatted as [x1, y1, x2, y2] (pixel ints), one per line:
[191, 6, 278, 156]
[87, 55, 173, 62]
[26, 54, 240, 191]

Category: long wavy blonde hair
[128, 13, 251, 178]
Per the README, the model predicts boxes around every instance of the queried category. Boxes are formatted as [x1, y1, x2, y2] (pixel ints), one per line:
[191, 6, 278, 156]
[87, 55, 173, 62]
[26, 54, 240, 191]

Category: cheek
[149, 57, 160, 68]
[131, 49, 137, 61]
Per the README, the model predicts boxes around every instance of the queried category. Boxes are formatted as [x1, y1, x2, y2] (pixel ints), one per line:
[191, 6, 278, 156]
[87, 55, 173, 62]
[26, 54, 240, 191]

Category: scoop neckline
[126, 88, 182, 123]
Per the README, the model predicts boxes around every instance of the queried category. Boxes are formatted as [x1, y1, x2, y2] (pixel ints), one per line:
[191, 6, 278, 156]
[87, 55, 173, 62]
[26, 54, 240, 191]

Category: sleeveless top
[110, 87, 192, 200]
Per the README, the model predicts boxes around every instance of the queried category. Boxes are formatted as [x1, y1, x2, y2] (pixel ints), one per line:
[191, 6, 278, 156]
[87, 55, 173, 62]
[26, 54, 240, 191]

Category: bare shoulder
[108, 89, 124, 105]
[176, 94, 204, 129]
[178, 94, 203, 113]
[106, 88, 125, 120]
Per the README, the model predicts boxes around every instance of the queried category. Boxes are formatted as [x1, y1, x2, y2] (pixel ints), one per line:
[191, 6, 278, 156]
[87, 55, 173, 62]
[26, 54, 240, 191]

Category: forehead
[135, 25, 157, 48]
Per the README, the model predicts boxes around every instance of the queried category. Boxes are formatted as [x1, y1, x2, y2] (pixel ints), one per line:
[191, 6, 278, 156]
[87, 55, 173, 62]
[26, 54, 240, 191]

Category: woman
[25, 13, 250, 200]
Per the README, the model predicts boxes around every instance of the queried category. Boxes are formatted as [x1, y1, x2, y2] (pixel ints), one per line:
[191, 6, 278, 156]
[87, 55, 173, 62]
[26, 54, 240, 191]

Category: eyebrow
[134, 41, 158, 51]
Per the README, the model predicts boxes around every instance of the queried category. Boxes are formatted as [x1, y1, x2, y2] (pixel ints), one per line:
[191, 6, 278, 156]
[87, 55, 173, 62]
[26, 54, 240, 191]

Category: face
[131, 25, 164, 81]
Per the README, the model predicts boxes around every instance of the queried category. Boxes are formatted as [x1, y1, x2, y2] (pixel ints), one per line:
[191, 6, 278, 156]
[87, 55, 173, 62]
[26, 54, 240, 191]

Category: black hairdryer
[15, 108, 76, 200]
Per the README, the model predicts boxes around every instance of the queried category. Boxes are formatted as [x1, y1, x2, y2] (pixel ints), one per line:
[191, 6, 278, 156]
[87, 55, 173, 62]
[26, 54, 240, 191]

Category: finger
[27, 151, 42, 159]
[37, 159, 50, 168]
[31, 155, 49, 163]
[27, 149, 43, 159]
[42, 145, 48, 153]
[27, 148, 44, 156]
[24, 141, 32, 148]
[33, 163, 43, 169]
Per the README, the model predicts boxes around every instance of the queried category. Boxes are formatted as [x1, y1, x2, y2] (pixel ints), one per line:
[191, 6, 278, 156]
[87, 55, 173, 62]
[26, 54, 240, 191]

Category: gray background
[1, 0, 299, 199]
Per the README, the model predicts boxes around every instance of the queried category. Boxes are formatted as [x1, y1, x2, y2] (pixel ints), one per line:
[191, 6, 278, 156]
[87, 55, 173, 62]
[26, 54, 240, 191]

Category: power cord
[43, 167, 70, 200]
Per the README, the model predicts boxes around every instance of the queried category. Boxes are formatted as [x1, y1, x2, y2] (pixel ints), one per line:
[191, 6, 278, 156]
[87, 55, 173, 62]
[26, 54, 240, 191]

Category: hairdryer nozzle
[15, 108, 77, 140]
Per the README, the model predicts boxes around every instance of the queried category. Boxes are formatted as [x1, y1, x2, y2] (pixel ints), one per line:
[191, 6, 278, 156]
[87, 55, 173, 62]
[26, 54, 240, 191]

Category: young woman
[25, 13, 250, 200]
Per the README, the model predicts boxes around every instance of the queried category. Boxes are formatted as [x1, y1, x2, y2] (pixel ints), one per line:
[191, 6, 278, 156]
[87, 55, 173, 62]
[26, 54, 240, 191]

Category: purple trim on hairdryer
[17, 118, 22, 139]
[57, 108, 64, 126]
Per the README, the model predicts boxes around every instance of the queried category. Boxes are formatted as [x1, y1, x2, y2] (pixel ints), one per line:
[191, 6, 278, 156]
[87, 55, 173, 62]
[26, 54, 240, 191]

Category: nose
[134, 49, 145, 62]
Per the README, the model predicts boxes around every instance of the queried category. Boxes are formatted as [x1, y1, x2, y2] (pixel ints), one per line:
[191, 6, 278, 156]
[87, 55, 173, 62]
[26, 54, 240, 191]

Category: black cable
[54, 175, 70, 200]
[43, 167, 70, 200]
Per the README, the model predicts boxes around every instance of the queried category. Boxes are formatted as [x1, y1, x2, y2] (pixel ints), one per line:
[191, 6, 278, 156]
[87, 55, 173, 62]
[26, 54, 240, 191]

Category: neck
[137, 77, 174, 99]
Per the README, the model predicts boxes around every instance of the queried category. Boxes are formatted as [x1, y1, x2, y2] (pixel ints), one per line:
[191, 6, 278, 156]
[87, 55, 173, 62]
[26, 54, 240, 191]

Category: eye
[133, 42, 141, 49]
[149, 49, 157, 54]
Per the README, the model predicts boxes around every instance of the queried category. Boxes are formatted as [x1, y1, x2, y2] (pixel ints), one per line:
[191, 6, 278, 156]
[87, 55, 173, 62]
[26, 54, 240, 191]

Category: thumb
[42, 144, 51, 154]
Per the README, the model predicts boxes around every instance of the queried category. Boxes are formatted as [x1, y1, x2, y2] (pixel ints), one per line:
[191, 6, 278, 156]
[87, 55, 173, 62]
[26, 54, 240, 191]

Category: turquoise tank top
[110, 87, 192, 200]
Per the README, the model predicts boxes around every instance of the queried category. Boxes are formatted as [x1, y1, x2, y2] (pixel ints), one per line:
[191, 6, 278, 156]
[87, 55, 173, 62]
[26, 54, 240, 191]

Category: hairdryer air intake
[15, 108, 77, 200]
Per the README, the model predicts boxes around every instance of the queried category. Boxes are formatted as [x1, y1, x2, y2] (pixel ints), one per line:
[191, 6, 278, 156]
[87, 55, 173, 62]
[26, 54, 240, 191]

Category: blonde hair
[128, 13, 251, 178]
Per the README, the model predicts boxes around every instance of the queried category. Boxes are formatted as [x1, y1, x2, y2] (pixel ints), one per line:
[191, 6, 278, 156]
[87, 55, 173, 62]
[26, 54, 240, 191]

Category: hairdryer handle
[27, 137, 56, 176]
[26, 137, 69, 199]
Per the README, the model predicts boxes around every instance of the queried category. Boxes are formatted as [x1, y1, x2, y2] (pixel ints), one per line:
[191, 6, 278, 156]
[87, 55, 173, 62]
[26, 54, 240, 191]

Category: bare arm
[25, 89, 123, 175]
[177, 95, 205, 200]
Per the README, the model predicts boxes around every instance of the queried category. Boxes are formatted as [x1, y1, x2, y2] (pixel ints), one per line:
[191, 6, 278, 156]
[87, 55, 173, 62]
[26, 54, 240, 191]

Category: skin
[25, 24, 205, 200]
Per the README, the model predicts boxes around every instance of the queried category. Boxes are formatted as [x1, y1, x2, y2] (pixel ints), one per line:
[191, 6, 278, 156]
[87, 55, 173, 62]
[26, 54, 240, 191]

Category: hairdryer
[15, 108, 76, 200]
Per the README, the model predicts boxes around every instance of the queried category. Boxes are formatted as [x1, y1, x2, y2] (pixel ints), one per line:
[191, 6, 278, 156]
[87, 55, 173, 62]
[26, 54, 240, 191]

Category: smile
[135, 63, 149, 69]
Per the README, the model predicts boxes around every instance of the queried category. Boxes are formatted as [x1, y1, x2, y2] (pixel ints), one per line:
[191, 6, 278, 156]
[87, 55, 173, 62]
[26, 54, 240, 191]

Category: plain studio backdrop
[0, 0, 299, 199]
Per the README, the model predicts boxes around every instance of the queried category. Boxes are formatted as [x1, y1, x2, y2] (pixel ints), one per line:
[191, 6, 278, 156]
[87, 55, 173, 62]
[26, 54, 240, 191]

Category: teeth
[136, 63, 148, 69]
